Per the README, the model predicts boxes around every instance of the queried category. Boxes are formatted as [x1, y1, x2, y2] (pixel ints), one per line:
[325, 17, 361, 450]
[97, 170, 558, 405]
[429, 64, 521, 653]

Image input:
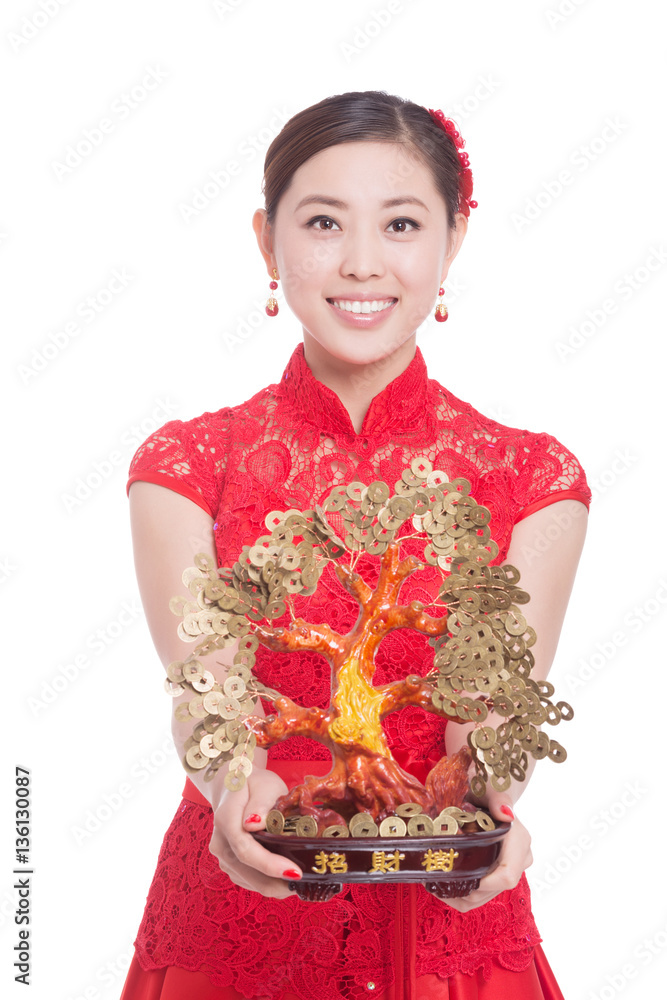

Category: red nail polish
[500, 805, 515, 821]
[245, 814, 261, 824]
[283, 869, 301, 880]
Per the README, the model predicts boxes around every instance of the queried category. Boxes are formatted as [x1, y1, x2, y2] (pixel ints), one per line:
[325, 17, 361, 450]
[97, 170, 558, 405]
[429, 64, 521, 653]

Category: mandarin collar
[274, 342, 437, 445]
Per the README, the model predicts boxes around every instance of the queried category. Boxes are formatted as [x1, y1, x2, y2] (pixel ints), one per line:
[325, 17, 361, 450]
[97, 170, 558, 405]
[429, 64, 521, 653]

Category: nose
[339, 224, 386, 281]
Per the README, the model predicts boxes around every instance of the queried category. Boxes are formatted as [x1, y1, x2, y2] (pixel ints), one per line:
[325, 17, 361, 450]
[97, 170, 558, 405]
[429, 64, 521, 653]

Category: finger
[209, 823, 300, 895]
[483, 790, 516, 823]
[242, 771, 288, 829]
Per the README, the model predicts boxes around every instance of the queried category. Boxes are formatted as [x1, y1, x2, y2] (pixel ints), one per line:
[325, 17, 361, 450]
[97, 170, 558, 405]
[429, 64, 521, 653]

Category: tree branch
[253, 618, 343, 660]
[333, 562, 373, 606]
[244, 696, 331, 746]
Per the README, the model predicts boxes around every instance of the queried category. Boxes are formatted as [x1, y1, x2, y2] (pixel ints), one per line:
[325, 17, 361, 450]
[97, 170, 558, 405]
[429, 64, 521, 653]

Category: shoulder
[429, 378, 592, 515]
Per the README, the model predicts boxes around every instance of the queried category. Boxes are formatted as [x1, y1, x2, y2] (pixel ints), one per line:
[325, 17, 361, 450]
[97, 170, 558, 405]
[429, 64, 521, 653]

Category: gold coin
[182, 659, 204, 680]
[323, 825, 349, 838]
[199, 734, 221, 758]
[227, 756, 252, 777]
[395, 802, 423, 817]
[224, 770, 246, 791]
[509, 762, 526, 781]
[202, 691, 223, 714]
[166, 661, 185, 683]
[367, 481, 390, 503]
[192, 670, 215, 693]
[224, 676, 246, 699]
[349, 813, 379, 837]
[212, 727, 233, 752]
[218, 696, 242, 719]
[164, 678, 184, 697]
[475, 810, 496, 831]
[410, 456, 433, 478]
[185, 746, 208, 769]
[432, 814, 458, 835]
[470, 774, 486, 798]
[491, 773, 511, 792]
[266, 809, 285, 834]
[474, 726, 496, 750]
[174, 702, 191, 723]
[346, 481, 366, 502]
[295, 816, 318, 837]
[378, 816, 407, 837]
[407, 815, 434, 837]
[548, 740, 567, 763]
[187, 695, 208, 719]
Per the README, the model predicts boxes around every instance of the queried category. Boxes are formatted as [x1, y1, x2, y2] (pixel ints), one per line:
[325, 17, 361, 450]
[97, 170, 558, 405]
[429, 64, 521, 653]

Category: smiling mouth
[327, 298, 397, 314]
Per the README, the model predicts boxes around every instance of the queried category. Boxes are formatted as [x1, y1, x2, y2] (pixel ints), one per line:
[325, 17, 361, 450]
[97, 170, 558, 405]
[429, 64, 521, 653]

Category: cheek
[280, 240, 333, 299]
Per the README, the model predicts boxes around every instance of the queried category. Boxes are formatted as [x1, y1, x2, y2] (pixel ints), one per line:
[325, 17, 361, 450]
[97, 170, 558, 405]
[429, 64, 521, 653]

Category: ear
[440, 211, 468, 284]
[252, 209, 277, 275]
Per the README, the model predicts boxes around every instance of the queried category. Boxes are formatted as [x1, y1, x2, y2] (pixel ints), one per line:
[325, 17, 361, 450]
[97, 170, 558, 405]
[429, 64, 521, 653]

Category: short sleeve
[513, 431, 591, 524]
[126, 409, 230, 519]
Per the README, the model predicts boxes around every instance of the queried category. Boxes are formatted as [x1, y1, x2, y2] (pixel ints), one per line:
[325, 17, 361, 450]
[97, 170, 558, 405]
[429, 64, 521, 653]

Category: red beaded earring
[435, 285, 448, 322]
[265, 267, 279, 317]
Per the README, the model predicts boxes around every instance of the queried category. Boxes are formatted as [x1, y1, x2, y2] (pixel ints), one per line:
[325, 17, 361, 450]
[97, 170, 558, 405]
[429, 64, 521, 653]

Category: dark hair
[262, 90, 466, 231]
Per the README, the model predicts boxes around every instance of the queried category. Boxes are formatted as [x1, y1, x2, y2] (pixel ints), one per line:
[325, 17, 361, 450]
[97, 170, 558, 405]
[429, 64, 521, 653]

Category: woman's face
[254, 141, 467, 370]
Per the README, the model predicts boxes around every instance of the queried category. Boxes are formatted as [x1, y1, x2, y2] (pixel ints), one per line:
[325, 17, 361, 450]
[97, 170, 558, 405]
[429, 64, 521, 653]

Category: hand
[443, 792, 533, 912]
[208, 768, 301, 898]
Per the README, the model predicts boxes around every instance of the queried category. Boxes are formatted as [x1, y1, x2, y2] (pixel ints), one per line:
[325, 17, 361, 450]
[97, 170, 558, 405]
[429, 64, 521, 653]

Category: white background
[2, 1, 665, 998]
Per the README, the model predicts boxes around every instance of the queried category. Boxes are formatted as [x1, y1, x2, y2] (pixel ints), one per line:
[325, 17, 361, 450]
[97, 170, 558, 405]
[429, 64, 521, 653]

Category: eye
[388, 217, 420, 233]
[307, 215, 341, 231]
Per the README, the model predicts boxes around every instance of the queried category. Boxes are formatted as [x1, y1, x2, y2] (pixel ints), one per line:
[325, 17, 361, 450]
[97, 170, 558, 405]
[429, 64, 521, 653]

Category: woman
[120, 90, 590, 999]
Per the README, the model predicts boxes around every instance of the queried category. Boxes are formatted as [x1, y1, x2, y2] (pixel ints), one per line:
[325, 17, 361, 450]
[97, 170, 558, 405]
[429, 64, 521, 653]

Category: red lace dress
[121, 343, 591, 1000]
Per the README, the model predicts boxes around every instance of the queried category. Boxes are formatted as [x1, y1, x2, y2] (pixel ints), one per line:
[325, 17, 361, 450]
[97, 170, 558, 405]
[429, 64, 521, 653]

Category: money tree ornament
[166, 458, 573, 897]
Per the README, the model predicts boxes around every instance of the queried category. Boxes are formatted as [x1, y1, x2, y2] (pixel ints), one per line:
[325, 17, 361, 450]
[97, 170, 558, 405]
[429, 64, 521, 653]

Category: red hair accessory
[427, 108, 478, 218]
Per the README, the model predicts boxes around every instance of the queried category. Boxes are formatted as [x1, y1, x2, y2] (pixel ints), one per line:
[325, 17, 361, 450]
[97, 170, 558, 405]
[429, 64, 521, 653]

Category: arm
[443, 498, 588, 911]
[129, 480, 301, 897]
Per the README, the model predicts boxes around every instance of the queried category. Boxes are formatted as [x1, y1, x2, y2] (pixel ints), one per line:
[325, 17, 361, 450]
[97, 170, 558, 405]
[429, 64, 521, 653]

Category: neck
[301, 333, 417, 435]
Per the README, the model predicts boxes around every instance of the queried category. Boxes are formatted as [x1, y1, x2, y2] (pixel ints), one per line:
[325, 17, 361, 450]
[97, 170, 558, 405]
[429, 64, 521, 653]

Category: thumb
[242, 770, 289, 829]
[484, 789, 515, 824]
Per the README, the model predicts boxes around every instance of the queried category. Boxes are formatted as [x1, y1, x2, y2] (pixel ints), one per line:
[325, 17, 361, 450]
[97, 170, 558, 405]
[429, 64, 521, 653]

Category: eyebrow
[294, 194, 430, 213]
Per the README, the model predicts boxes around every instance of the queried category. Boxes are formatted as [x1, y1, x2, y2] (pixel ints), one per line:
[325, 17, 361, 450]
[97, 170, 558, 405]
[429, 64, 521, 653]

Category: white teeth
[331, 299, 395, 314]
